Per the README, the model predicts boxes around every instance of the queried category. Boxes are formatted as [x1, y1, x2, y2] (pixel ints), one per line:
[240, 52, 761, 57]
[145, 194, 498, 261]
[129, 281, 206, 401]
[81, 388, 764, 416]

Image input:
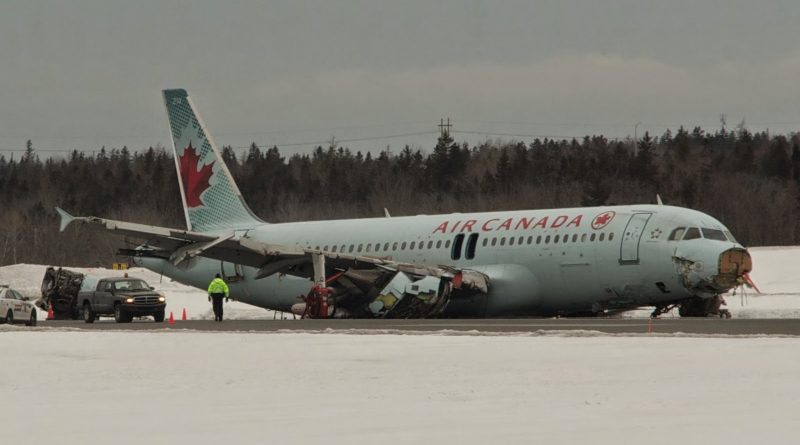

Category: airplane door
[619, 213, 652, 264]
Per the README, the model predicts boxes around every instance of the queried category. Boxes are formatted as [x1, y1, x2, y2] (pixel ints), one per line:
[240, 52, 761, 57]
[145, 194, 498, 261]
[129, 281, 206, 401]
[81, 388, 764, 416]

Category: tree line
[1, 125, 799, 266]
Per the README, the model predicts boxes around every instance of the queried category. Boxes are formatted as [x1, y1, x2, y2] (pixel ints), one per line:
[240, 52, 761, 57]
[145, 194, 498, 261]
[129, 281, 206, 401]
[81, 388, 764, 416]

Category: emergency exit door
[619, 213, 652, 264]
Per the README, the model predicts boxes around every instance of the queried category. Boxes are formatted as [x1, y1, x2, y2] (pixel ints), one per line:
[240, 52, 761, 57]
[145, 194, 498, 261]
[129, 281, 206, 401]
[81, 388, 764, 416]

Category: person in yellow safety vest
[207, 273, 230, 322]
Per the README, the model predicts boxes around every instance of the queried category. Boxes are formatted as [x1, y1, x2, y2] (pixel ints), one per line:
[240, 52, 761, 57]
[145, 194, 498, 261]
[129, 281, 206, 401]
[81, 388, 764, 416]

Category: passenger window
[451, 233, 465, 260]
[527, 236, 533, 244]
[608, 232, 614, 241]
[536, 236, 542, 244]
[436, 240, 442, 249]
[366, 244, 371, 252]
[314, 246, 320, 251]
[509, 237, 515, 246]
[349, 245, 355, 253]
[491, 237, 497, 246]
[668, 227, 686, 241]
[702, 228, 728, 241]
[683, 227, 701, 240]
[392, 242, 398, 250]
[581, 234, 587, 242]
[590, 234, 596, 242]
[500, 237, 506, 246]
[332, 246, 338, 253]
[563, 235, 568, 243]
[465, 234, 479, 260]
[401, 242, 407, 250]
[518, 236, 524, 245]
[427, 241, 433, 249]
[384, 243, 390, 251]
[445, 240, 451, 248]
[482, 238, 488, 247]
[572, 234, 578, 242]
[554, 235, 560, 243]
[374, 244, 380, 252]
[323, 245, 329, 251]
[357, 244, 363, 252]
[410, 241, 415, 250]
[545, 235, 551, 244]
[599, 233, 605, 241]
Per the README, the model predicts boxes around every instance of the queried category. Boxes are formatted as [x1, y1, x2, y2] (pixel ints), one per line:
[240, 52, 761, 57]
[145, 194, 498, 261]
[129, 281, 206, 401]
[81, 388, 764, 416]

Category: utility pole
[438, 117, 452, 139]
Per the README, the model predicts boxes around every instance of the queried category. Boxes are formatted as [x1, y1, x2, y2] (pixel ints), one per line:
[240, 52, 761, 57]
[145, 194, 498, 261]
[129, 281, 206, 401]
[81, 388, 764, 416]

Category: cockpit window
[724, 231, 737, 243]
[683, 227, 702, 240]
[668, 227, 686, 241]
[701, 228, 727, 241]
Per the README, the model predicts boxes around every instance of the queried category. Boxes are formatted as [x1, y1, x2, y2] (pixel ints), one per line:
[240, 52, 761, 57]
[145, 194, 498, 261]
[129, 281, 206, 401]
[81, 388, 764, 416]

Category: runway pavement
[37, 318, 800, 336]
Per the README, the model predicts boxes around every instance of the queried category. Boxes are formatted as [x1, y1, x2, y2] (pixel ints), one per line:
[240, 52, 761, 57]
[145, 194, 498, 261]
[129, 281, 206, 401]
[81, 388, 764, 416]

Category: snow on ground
[1, 245, 799, 321]
[0, 330, 798, 445]
[0, 264, 285, 321]
[1, 248, 800, 444]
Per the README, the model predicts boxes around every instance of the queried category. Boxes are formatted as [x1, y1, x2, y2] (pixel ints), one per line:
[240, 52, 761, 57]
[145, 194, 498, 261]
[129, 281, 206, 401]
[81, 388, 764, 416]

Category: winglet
[55, 207, 75, 232]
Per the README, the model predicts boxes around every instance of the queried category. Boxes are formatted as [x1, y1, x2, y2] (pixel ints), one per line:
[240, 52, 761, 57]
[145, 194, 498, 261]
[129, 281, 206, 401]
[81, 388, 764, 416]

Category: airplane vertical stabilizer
[162, 89, 264, 232]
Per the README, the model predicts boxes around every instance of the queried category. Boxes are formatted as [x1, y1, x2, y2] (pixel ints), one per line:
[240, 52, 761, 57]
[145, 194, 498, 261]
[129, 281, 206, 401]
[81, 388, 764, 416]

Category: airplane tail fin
[162, 89, 264, 232]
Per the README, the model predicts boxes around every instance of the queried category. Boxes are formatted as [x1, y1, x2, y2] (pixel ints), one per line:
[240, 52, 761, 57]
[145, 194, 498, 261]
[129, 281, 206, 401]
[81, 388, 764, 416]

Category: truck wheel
[5, 310, 12, 325]
[114, 303, 124, 323]
[83, 303, 95, 324]
[153, 311, 165, 323]
[26, 310, 37, 327]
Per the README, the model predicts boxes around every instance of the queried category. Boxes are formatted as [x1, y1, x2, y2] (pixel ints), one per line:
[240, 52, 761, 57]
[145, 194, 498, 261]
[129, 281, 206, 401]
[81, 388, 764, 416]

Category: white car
[0, 286, 37, 326]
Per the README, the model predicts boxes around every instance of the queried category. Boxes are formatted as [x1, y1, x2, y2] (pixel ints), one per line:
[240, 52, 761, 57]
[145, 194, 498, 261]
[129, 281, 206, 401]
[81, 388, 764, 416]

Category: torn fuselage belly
[294, 268, 490, 319]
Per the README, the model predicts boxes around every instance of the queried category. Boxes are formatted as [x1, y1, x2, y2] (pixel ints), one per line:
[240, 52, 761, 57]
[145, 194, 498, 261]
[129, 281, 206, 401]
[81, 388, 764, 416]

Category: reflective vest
[207, 278, 229, 297]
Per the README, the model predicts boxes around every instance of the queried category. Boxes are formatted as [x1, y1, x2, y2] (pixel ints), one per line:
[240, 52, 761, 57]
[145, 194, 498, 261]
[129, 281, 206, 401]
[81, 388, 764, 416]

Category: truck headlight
[158, 296, 166, 302]
[125, 297, 134, 303]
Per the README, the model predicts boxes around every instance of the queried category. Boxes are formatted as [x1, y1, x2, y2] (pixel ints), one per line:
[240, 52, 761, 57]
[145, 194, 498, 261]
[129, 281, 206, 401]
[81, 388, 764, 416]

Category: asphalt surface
[37, 318, 800, 336]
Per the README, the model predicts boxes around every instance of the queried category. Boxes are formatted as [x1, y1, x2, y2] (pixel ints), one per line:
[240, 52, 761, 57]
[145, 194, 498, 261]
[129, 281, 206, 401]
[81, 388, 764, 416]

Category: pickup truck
[78, 276, 166, 323]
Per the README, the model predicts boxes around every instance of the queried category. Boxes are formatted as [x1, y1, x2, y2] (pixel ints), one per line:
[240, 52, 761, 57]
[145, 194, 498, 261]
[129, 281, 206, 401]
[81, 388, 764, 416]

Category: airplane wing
[57, 208, 489, 318]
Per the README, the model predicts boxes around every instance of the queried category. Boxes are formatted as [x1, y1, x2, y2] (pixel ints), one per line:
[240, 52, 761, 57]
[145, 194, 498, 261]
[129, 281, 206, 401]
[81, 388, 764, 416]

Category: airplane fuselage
[136, 203, 748, 316]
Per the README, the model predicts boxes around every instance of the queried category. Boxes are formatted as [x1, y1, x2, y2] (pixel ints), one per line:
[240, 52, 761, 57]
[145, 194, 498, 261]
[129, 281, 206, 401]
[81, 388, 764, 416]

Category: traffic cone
[181, 308, 187, 321]
[168, 311, 175, 325]
[47, 303, 54, 320]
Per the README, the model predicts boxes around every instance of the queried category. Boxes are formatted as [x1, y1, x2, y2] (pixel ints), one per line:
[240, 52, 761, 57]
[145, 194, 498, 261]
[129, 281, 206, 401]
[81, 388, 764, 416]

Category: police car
[0, 285, 37, 326]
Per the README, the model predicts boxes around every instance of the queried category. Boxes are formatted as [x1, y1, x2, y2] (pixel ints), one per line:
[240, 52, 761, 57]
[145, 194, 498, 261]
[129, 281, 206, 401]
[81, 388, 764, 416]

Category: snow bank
[0, 331, 798, 445]
[1, 245, 798, 320]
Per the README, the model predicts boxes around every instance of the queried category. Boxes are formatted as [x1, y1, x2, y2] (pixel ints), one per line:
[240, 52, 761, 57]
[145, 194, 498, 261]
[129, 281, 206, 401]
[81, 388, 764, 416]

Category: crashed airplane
[57, 89, 753, 318]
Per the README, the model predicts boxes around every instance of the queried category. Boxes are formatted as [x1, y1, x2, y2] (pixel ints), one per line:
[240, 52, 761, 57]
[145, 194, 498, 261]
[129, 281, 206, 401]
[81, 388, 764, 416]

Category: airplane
[56, 89, 753, 318]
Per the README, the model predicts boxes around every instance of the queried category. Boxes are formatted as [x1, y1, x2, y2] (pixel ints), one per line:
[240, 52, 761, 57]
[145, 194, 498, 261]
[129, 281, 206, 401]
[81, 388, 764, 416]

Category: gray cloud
[0, 0, 798, 154]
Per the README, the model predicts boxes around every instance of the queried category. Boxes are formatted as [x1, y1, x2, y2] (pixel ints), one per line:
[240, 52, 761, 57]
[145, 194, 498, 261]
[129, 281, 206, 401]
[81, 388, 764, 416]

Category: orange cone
[181, 308, 187, 321]
[47, 303, 54, 320]
[168, 311, 175, 324]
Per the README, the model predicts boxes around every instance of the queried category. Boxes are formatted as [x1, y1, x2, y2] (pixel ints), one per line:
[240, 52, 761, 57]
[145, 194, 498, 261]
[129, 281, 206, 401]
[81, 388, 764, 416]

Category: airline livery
[57, 89, 753, 318]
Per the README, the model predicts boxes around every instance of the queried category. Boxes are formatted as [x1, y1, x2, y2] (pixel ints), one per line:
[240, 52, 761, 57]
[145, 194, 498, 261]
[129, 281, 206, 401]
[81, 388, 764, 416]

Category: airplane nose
[714, 248, 752, 290]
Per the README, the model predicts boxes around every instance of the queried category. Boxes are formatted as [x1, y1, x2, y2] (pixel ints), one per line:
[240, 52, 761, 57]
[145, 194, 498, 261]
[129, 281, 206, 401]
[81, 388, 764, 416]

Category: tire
[153, 311, 165, 323]
[83, 303, 95, 324]
[6, 310, 14, 325]
[114, 303, 124, 323]
[26, 310, 37, 327]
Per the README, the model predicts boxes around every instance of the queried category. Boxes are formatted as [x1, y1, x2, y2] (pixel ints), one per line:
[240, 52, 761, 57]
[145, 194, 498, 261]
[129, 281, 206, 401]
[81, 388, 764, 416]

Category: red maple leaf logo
[591, 211, 615, 230]
[179, 142, 213, 208]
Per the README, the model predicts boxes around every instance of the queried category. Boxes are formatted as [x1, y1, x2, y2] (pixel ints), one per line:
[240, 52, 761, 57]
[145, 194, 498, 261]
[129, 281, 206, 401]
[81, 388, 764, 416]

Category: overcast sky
[1, 0, 799, 156]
